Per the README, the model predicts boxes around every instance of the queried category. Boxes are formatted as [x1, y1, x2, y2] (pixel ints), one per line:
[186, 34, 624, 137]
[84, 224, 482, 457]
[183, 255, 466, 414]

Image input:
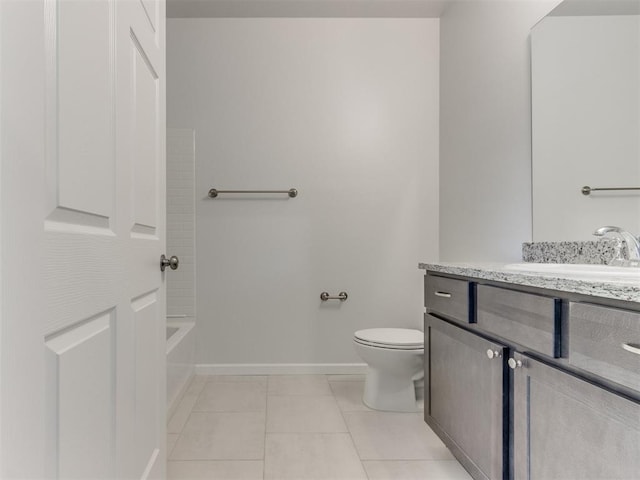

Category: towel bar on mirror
[581, 185, 640, 196]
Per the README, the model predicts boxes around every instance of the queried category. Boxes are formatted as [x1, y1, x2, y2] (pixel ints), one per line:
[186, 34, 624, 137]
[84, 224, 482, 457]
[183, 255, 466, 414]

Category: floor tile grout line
[170, 402, 195, 460]
[264, 374, 367, 479]
[360, 459, 465, 463]
[264, 431, 363, 436]
[190, 375, 268, 416]
[264, 375, 350, 436]
[167, 378, 199, 434]
[166, 376, 199, 462]
[167, 434, 178, 460]
[167, 459, 264, 463]
[168, 374, 463, 478]
[334, 379, 371, 480]
[266, 393, 335, 397]
[168, 375, 212, 461]
[263, 376, 268, 480]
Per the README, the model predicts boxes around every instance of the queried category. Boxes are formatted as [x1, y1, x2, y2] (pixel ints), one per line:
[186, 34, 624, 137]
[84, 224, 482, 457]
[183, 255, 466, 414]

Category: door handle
[486, 349, 501, 360]
[434, 291, 452, 298]
[622, 343, 640, 356]
[160, 254, 179, 272]
[508, 358, 523, 370]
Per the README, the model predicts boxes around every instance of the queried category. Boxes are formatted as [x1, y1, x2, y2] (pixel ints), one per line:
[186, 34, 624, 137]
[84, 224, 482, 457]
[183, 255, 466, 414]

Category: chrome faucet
[593, 226, 640, 266]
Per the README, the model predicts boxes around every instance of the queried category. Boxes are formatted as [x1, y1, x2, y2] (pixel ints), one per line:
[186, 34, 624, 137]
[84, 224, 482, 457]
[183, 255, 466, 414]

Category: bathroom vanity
[420, 263, 640, 480]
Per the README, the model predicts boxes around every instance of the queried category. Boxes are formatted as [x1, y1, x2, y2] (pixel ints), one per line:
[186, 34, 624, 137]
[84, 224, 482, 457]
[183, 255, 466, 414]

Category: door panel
[132, 34, 160, 234]
[118, 0, 167, 478]
[57, 0, 114, 219]
[44, 231, 120, 335]
[42, 0, 166, 478]
[45, 313, 114, 479]
[3, 0, 165, 475]
[133, 291, 160, 476]
[43, 1, 120, 477]
[140, 0, 158, 33]
[44, 0, 120, 337]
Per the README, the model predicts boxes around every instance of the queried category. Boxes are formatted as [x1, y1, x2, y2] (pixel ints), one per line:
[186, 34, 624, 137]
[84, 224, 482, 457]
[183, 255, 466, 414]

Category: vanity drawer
[569, 302, 640, 393]
[477, 285, 561, 357]
[425, 275, 470, 324]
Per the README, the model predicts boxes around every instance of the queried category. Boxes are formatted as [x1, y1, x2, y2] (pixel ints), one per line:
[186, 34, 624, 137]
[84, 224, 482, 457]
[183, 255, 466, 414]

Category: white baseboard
[195, 363, 368, 376]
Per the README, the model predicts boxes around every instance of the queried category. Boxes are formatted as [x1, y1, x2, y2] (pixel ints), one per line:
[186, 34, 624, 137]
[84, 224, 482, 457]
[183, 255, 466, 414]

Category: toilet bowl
[353, 328, 424, 413]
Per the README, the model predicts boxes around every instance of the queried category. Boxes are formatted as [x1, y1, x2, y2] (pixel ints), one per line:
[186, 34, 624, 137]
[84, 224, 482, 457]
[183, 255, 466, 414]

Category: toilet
[353, 328, 424, 412]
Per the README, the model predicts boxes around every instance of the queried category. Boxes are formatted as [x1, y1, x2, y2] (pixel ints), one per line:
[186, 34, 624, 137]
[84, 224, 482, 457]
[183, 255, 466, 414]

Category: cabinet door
[425, 315, 507, 480]
[512, 352, 640, 480]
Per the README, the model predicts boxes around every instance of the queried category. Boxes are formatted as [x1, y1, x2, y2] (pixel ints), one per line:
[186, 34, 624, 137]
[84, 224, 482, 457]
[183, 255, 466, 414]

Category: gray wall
[168, 19, 440, 370]
[439, 0, 561, 262]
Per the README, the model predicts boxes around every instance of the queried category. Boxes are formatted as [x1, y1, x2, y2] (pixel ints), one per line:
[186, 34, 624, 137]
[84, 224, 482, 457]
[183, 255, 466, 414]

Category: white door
[0, 0, 167, 478]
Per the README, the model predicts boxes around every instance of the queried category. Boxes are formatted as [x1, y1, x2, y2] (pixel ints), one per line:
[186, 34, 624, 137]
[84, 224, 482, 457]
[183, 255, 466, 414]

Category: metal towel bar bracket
[581, 185, 640, 196]
[320, 291, 348, 302]
[208, 188, 298, 198]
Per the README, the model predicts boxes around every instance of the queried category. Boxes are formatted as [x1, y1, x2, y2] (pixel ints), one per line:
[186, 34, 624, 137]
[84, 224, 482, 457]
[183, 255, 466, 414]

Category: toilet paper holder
[320, 291, 348, 302]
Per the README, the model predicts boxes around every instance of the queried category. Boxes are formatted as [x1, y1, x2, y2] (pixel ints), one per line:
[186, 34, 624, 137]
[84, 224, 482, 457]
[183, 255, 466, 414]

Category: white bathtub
[166, 321, 195, 416]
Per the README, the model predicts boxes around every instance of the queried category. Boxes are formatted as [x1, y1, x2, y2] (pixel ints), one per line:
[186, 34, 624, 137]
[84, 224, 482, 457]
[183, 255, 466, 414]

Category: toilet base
[362, 367, 422, 413]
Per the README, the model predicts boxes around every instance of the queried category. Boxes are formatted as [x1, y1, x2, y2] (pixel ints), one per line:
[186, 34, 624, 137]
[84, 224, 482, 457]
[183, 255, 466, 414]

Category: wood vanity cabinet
[424, 272, 640, 480]
[425, 315, 506, 480]
[512, 351, 640, 480]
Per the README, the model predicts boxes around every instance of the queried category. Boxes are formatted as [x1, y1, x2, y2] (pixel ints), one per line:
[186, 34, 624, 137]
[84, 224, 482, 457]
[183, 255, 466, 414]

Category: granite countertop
[419, 262, 640, 304]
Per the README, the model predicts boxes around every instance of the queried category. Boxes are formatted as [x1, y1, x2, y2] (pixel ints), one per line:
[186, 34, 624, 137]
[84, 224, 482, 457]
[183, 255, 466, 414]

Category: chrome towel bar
[581, 185, 640, 196]
[208, 188, 298, 198]
[320, 291, 348, 302]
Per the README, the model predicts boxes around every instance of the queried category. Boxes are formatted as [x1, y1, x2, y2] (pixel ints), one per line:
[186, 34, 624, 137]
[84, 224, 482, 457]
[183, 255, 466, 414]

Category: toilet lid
[354, 328, 424, 348]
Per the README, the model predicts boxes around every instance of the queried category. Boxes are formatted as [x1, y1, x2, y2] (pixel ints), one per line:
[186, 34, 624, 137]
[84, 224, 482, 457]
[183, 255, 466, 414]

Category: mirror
[531, 0, 640, 241]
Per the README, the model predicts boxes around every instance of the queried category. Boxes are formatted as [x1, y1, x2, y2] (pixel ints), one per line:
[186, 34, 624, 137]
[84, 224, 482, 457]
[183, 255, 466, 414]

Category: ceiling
[166, 0, 452, 18]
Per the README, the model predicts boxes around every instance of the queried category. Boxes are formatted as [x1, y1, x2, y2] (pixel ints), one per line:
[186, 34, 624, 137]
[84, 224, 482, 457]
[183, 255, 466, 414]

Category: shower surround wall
[168, 19, 439, 372]
[166, 129, 196, 411]
[167, 129, 196, 320]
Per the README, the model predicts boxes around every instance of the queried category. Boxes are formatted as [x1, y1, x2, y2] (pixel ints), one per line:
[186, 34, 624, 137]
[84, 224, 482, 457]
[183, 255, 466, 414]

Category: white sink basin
[504, 263, 640, 280]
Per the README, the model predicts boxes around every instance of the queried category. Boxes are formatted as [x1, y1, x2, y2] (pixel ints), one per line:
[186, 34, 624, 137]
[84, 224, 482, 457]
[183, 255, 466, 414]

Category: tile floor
[167, 374, 473, 480]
